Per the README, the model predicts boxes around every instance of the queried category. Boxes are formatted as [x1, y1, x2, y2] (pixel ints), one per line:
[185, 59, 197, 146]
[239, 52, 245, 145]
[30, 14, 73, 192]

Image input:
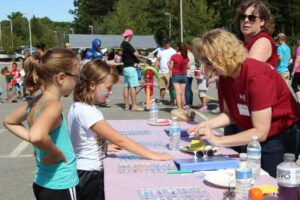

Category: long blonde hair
[24, 48, 79, 95]
[193, 29, 247, 77]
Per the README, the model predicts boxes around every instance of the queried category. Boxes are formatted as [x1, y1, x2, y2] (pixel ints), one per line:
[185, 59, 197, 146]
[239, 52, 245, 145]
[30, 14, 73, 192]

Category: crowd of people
[2, 0, 300, 199]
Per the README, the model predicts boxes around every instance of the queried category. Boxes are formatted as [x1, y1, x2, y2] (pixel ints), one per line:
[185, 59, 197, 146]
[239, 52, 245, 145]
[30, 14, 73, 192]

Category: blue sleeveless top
[27, 97, 78, 189]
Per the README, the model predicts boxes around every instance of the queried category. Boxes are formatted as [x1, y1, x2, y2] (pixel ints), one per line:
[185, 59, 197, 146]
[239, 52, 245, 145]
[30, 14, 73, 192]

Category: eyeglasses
[193, 145, 215, 158]
[239, 14, 259, 22]
[200, 57, 212, 67]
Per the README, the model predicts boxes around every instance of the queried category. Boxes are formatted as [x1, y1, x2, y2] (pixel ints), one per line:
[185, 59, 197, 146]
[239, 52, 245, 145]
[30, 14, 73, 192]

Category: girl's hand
[42, 151, 66, 165]
[107, 144, 122, 152]
[150, 152, 173, 161]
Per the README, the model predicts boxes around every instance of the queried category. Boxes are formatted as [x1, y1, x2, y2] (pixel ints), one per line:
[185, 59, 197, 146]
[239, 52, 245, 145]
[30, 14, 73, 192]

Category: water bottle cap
[251, 135, 258, 140]
[283, 153, 295, 161]
[239, 153, 247, 159]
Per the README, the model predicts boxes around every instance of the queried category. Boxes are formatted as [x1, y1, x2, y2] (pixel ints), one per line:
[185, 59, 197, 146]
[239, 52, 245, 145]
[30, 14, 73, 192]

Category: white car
[14, 46, 37, 61]
[0, 49, 13, 61]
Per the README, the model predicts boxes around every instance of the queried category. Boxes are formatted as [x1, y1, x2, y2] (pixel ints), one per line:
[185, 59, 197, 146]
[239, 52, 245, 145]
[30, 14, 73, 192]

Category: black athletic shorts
[33, 183, 77, 200]
[77, 170, 105, 200]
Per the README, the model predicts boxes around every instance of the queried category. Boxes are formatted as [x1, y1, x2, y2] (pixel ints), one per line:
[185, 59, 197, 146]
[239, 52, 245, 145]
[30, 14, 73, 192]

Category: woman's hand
[150, 152, 173, 161]
[188, 121, 211, 135]
[194, 126, 220, 146]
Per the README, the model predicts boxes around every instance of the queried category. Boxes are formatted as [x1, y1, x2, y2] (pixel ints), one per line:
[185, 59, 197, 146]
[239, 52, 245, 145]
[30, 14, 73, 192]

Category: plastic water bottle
[169, 116, 180, 150]
[296, 155, 300, 166]
[235, 153, 252, 200]
[247, 135, 262, 180]
[277, 153, 300, 200]
[149, 99, 158, 124]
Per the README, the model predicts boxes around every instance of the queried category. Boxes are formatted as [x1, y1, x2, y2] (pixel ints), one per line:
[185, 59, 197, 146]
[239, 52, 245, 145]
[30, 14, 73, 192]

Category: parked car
[14, 46, 36, 61]
[0, 49, 13, 61]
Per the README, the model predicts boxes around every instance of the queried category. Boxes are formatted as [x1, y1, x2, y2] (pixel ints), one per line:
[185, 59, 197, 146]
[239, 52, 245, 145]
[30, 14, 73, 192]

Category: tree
[182, 0, 220, 41]
[70, 0, 119, 34]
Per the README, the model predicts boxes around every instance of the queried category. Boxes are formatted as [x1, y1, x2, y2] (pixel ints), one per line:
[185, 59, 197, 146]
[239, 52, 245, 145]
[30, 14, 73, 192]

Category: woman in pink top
[168, 42, 189, 109]
[291, 35, 300, 102]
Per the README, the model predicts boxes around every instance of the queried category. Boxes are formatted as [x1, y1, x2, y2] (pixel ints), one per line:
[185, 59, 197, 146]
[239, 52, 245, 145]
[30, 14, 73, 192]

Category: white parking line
[0, 154, 33, 158]
[10, 141, 30, 157]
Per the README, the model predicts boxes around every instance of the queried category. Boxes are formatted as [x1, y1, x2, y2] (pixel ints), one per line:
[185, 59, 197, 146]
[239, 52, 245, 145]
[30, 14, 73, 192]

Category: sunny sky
[0, 0, 75, 22]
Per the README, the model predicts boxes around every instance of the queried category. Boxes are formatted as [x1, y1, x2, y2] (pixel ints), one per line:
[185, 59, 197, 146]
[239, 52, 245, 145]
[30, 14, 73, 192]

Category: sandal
[131, 106, 144, 112]
[124, 105, 130, 111]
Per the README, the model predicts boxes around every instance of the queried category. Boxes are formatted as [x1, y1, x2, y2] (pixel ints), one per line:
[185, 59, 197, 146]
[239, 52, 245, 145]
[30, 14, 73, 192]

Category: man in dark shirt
[120, 29, 144, 111]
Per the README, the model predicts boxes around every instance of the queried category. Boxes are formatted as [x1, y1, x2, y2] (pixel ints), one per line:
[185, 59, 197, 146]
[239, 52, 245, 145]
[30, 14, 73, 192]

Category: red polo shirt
[219, 58, 300, 138]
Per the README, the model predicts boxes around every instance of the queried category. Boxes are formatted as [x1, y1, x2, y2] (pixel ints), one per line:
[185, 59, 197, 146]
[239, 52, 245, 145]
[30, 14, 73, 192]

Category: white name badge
[237, 104, 250, 116]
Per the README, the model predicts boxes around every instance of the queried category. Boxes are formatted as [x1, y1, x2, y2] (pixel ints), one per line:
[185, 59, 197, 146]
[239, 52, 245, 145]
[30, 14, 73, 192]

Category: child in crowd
[0, 85, 3, 103]
[1, 66, 16, 103]
[142, 59, 157, 97]
[114, 49, 123, 63]
[10, 62, 23, 100]
[169, 77, 176, 106]
[68, 59, 172, 200]
[195, 64, 208, 112]
[3, 48, 80, 200]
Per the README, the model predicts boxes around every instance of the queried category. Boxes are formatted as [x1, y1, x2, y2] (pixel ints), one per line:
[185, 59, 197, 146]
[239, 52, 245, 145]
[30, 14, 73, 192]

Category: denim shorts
[172, 74, 187, 84]
[123, 67, 139, 88]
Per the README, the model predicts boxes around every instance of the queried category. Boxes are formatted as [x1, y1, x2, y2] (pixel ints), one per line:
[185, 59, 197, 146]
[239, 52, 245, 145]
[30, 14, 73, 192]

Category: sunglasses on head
[239, 14, 259, 22]
[193, 145, 215, 158]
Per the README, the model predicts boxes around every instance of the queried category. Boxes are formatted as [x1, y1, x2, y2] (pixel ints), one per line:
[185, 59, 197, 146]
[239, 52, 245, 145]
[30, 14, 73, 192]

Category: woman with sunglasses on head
[189, 29, 300, 178]
[223, 0, 278, 149]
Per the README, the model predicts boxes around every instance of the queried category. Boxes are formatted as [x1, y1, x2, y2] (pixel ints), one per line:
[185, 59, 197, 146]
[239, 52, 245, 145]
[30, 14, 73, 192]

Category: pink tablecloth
[104, 120, 277, 200]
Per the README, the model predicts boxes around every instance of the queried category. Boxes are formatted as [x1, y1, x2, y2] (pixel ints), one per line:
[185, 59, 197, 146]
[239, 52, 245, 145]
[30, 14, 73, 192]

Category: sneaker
[155, 99, 162, 104]
[98, 103, 111, 108]
[198, 106, 207, 112]
[210, 107, 220, 114]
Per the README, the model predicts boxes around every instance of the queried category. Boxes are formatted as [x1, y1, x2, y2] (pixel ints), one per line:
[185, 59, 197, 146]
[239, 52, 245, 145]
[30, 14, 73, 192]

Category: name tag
[237, 104, 250, 116]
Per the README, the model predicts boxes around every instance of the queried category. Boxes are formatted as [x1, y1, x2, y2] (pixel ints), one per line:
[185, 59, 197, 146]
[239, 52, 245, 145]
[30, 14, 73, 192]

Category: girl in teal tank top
[3, 48, 80, 200]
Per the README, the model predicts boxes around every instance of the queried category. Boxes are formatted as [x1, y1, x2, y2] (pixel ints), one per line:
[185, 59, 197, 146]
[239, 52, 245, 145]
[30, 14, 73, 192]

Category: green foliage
[101, 0, 220, 44]
[71, 0, 118, 34]
[1, 12, 72, 53]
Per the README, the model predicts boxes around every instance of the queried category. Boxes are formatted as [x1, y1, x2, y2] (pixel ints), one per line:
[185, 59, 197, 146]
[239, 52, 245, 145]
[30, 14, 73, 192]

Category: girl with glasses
[3, 48, 81, 200]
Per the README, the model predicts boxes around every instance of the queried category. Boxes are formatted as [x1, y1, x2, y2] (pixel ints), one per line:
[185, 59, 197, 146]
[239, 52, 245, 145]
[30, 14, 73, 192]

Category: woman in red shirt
[189, 29, 300, 178]
[235, 0, 277, 67]
[168, 42, 189, 109]
[223, 0, 278, 148]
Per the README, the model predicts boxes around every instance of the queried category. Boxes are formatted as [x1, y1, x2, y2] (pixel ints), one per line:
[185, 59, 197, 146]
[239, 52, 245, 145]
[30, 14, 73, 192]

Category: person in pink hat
[120, 29, 145, 111]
